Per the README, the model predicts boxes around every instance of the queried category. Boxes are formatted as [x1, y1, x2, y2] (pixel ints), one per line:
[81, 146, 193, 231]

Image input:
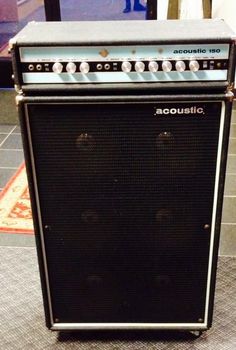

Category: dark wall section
[0, 60, 14, 88]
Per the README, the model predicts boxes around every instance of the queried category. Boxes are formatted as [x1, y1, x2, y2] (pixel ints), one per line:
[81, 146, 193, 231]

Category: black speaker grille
[27, 101, 222, 324]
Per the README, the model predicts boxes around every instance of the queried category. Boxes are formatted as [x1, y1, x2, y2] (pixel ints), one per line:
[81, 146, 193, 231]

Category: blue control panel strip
[20, 44, 230, 62]
[22, 70, 228, 84]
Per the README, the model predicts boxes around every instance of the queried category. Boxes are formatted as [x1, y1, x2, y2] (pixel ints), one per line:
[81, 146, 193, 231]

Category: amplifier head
[9, 19, 236, 93]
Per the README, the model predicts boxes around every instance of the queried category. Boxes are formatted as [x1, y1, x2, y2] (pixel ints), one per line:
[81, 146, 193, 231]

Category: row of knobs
[53, 62, 90, 74]
[52, 60, 200, 74]
[122, 60, 199, 73]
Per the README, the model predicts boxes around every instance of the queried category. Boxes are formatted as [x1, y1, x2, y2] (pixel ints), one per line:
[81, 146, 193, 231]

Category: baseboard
[0, 89, 18, 124]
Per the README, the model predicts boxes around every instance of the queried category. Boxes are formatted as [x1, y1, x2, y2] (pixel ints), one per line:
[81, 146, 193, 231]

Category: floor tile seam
[0, 245, 35, 249]
[221, 222, 236, 225]
[0, 125, 15, 134]
[0, 166, 19, 170]
[0, 149, 23, 152]
[0, 126, 16, 148]
[0, 138, 10, 148]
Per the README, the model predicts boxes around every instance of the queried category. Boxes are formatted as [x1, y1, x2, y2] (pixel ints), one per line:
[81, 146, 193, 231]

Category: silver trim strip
[25, 106, 54, 326]
[204, 101, 225, 323]
[51, 323, 208, 331]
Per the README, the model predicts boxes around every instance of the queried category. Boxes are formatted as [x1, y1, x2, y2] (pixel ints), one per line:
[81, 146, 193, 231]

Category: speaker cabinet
[19, 95, 231, 331]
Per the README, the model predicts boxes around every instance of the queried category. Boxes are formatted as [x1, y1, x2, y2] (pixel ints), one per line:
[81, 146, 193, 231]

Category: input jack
[104, 63, 110, 70]
[97, 63, 103, 71]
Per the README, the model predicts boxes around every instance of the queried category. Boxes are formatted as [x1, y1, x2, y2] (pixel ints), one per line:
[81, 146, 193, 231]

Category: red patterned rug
[0, 163, 34, 234]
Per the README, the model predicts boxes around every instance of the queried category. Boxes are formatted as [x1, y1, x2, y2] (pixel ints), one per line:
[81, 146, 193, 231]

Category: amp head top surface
[10, 19, 236, 45]
[10, 20, 236, 92]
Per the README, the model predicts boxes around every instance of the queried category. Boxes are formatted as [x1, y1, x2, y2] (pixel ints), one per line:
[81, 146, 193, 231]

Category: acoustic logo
[154, 106, 205, 116]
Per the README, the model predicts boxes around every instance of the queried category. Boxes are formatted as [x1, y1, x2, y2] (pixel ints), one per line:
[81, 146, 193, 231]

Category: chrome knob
[121, 61, 132, 73]
[79, 62, 90, 74]
[189, 60, 200, 72]
[148, 61, 159, 72]
[135, 61, 145, 73]
[66, 62, 76, 74]
[175, 60, 186, 72]
[162, 61, 172, 72]
[52, 62, 63, 74]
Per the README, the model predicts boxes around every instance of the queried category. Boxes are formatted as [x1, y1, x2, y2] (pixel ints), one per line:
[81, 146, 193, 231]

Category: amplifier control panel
[24, 59, 227, 74]
[19, 44, 230, 84]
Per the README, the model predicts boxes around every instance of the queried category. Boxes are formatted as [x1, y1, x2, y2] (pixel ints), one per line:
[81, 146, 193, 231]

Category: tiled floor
[0, 124, 34, 247]
[0, 125, 24, 191]
[0, 110, 236, 254]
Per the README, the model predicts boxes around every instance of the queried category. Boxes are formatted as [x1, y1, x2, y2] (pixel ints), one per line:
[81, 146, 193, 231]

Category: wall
[157, 0, 236, 29]
[212, 0, 236, 31]
[0, 90, 18, 124]
[157, 0, 169, 19]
